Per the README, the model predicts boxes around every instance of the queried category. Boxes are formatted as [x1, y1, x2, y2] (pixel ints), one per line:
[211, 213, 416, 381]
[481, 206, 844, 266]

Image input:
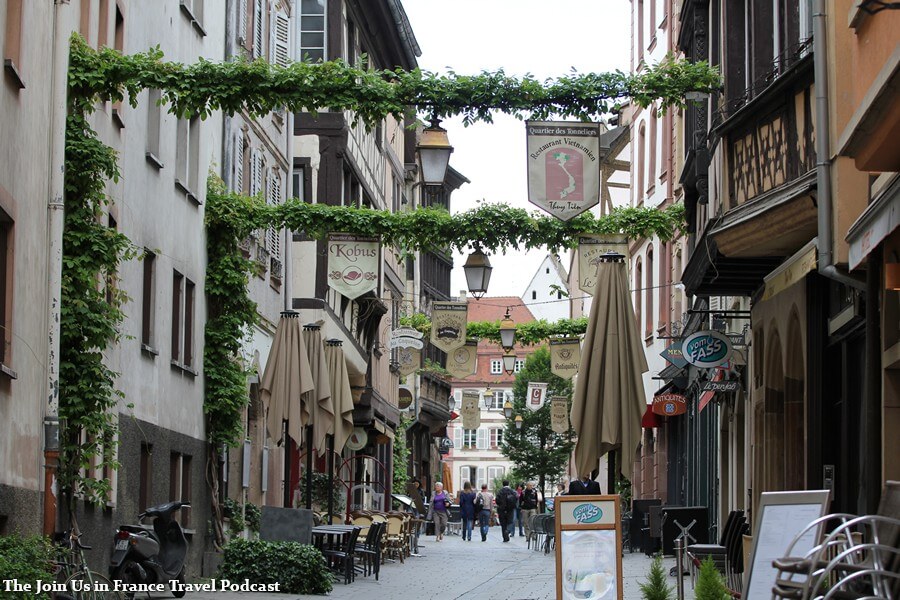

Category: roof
[521, 254, 569, 298]
[386, 0, 421, 67]
[466, 297, 535, 323]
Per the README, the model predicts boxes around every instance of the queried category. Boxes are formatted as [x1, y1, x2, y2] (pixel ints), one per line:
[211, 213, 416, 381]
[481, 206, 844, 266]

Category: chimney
[459, 290, 467, 300]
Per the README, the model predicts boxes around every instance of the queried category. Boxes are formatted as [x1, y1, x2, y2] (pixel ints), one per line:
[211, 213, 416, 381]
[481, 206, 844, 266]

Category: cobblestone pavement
[182, 529, 696, 600]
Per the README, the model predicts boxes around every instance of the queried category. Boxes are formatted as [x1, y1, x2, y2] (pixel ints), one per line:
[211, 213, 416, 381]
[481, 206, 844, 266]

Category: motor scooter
[110, 500, 190, 598]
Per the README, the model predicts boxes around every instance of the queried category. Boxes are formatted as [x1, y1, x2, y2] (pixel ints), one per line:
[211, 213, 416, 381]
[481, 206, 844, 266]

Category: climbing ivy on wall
[60, 32, 718, 518]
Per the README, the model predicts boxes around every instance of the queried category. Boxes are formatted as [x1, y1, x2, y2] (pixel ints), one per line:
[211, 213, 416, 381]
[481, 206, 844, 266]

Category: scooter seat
[141, 500, 187, 518]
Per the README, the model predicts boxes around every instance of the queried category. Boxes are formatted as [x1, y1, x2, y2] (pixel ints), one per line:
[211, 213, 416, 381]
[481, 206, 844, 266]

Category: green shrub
[695, 556, 730, 600]
[639, 555, 674, 600]
[0, 535, 55, 600]
[219, 538, 333, 595]
[222, 497, 245, 535]
[244, 503, 261, 534]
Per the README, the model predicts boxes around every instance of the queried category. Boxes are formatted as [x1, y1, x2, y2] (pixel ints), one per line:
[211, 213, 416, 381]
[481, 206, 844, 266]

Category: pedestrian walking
[458, 482, 476, 541]
[520, 481, 539, 541]
[429, 482, 451, 542]
[475, 484, 494, 542]
[514, 483, 526, 536]
[495, 480, 519, 543]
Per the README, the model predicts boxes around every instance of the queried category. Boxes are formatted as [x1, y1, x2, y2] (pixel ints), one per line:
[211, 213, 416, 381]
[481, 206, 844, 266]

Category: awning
[847, 175, 900, 270]
[762, 238, 818, 301]
[641, 404, 662, 429]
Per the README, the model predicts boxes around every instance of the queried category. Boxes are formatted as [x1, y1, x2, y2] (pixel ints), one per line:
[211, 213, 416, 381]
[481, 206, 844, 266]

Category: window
[139, 443, 153, 511]
[490, 428, 503, 449]
[141, 251, 156, 351]
[105, 214, 118, 305]
[298, 0, 326, 62]
[98, 0, 110, 48]
[270, 4, 289, 66]
[292, 165, 307, 202]
[169, 452, 192, 527]
[462, 429, 477, 450]
[531, 290, 537, 300]
[514, 359, 526, 373]
[238, 0, 249, 47]
[180, 0, 205, 34]
[487, 466, 505, 484]
[476, 428, 488, 450]
[648, 0, 656, 41]
[171, 271, 195, 369]
[490, 359, 502, 375]
[635, 258, 643, 329]
[175, 116, 200, 199]
[0, 207, 11, 366]
[637, 122, 646, 204]
[453, 426, 463, 451]
[146, 89, 163, 167]
[476, 467, 486, 488]
[266, 167, 283, 279]
[460, 466, 476, 486]
[4, 0, 25, 88]
[648, 108, 657, 191]
[485, 391, 505, 411]
[637, 0, 644, 61]
[252, 0, 265, 59]
[646, 246, 654, 336]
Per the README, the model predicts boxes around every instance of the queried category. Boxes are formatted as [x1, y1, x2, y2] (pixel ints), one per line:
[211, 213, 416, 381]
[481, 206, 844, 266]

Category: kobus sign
[682, 330, 733, 368]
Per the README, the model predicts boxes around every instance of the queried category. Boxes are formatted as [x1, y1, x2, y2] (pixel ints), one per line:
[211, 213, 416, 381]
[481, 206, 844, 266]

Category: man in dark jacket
[568, 474, 602, 495]
[495, 480, 518, 542]
[520, 482, 540, 541]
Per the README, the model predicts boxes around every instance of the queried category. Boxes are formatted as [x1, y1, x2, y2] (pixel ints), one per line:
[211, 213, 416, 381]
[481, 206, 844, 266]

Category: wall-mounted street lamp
[463, 248, 493, 300]
[515, 415, 524, 430]
[482, 385, 493, 409]
[499, 308, 516, 351]
[503, 400, 513, 419]
[416, 118, 454, 186]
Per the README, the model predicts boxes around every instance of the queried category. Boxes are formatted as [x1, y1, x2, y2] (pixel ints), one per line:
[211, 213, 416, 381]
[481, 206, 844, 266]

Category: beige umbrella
[325, 342, 354, 453]
[571, 254, 649, 481]
[260, 312, 315, 446]
[303, 325, 333, 454]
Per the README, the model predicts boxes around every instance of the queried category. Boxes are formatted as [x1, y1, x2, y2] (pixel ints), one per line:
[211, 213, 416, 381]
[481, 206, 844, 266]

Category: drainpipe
[812, 0, 865, 291]
[44, 0, 71, 536]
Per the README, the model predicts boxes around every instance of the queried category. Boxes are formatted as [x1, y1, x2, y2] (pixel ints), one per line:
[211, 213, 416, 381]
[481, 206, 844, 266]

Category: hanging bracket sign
[526, 121, 602, 221]
[550, 396, 570, 434]
[550, 338, 581, 379]
[430, 302, 468, 352]
[327, 233, 380, 300]
[460, 390, 481, 430]
[447, 341, 478, 378]
[652, 393, 687, 416]
[682, 330, 733, 368]
[526, 382, 549, 411]
[577, 235, 630, 295]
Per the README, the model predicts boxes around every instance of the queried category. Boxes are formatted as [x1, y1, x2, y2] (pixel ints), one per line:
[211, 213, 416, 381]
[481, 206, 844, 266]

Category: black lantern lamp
[463, 248, 493, 300]
[498, 308, 516, 351]
[417, 118, 454, 186]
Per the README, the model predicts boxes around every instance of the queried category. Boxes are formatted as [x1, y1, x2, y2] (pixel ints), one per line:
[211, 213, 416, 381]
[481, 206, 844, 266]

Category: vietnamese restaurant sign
[327, 233, 379, 300]
[526, 121, 601, 221]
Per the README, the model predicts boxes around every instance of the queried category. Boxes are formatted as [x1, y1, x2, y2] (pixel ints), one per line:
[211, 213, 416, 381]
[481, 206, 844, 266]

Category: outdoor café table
[311, 525, 358, 553]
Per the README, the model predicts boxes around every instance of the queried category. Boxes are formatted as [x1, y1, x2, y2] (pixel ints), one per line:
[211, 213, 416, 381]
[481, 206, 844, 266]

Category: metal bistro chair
[530, 514, 548, 551]
[322, 526, 362, 585]
[355, 521, 386, 580]
[543, 514, 556, 555]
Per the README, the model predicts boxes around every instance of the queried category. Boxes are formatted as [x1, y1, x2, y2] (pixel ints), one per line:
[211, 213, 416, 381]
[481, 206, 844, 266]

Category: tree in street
[500, 347, 574, 505]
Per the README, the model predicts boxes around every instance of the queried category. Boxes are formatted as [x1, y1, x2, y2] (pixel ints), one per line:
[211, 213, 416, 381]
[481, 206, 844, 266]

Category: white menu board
[744, 490, 830, 600]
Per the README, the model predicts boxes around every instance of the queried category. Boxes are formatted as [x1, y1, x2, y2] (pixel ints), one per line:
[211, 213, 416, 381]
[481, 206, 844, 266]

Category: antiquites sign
[577, 235, 630, 295]
[526, 121, 602, 221]
[652, 393, 687, 416]
[327, 233, 379, 300]
[461, 390, 482, 430]
[551, 396, 570, 434]
[430, 302, 468, 352]
[447, 340, 478, 378]
[550, 338, 582, 379]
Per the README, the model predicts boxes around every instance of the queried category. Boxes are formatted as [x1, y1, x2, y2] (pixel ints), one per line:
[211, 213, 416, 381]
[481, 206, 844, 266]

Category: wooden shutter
[453, 427, 462, 451]
[476, 428, 488, 450]
[267, 170, 281, 260]
[233, 134, 244, 193]
[476, 467, 485, 487]
[274, 10, 290, 66]
[252, 0, 264, 59]
[238, 0, 248, 46]
[268, 2, 276, 63]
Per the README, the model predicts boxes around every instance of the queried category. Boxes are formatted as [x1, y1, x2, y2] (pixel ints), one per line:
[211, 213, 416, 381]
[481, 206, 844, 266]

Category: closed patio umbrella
[303, 325, 333, 455]
[260, 312, 315, 447]
[571, 253, 648, 481]
[325, 342, 354, 454]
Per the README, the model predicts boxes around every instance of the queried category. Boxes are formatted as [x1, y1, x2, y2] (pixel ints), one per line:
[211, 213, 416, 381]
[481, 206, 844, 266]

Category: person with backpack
[475, 483, 494, 542]
[495, 480, 518, 543]
[520, 481, 539, 541]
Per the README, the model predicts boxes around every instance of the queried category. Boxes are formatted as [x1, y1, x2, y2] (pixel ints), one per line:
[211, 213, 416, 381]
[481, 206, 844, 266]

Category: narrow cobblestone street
[184, 530, 695, 600]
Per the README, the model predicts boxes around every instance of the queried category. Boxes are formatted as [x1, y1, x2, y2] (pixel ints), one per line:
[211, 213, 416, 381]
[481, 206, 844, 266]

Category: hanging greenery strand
[400, 315, 590, 346]
[68, 35, 720, 124]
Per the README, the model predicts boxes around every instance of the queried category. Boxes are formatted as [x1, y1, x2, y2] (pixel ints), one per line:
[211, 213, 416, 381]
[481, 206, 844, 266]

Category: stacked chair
[686, 510, 749, 593]
[354, 521, 386, 580]
[321, 526, 362, 585]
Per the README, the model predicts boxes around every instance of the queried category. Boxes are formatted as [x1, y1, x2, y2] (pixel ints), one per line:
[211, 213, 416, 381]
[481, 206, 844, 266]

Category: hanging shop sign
[555, 495, 623, 600]
[389, 335, 424, 350]
[659, 341, 688, 369]
[460, 390, 482, 430]
[526, 121, 602, 221]
[396, 347, 421, 377]
[327, 233, 379, 300]
[430, 302, 468, 352]
[701, 380, 741, 393]
[447, 340, 478, 378]
[652, 393, 687, 417]
[392, 326, 424, 340]
[526, 382, 550, 411]
[682, 330, 733, 368]
[577, 235, 630, 295]
[551, 396, 570, 434]
[345, 427, 368, 451]
[550, 338, 582, 379]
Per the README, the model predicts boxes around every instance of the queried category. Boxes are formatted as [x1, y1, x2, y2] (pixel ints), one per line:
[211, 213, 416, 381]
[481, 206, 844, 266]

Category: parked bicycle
[51, 530, 123, 600]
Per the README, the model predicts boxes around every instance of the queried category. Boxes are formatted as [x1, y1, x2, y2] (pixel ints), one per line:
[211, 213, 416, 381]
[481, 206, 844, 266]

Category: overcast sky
[401, 0, 632, 300]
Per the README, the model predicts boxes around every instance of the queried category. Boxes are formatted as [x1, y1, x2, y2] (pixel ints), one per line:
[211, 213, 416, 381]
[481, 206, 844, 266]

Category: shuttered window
[274, 10, 290, 66]
[238, 0, 249, 47]
[298, 0, 326, 62]
[476, 428, 488, 450]
[266, 169, 282, 261]
[252, 0, 265, 59]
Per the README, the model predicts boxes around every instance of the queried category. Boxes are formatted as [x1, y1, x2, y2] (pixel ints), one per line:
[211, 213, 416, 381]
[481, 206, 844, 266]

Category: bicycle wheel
[63, 571, 124, 600]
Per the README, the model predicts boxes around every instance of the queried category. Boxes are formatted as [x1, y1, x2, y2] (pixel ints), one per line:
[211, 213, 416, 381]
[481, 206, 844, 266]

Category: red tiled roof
[466, 296, 535, 323]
